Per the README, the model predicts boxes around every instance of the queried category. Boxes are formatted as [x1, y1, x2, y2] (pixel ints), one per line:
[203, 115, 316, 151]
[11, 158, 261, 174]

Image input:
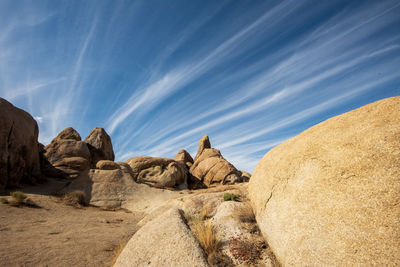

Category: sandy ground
[0, 179, 145, 267]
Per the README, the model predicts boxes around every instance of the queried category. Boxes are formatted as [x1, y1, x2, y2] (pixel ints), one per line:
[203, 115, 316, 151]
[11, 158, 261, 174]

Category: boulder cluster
[0, 97, 247, 193]
[40, 127, 114, 179]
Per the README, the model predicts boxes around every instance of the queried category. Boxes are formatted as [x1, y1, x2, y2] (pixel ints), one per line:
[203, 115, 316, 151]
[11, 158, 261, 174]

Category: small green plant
[10, 191, 27, 204]
[223, 192, 239, 201]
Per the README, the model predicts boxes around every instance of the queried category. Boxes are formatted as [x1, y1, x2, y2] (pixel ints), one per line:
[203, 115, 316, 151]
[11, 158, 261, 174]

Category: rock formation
[249, 97, 400, 266]
[190, 136, 241, 187]
[174, 149, 194, 169]
[114, 208, 209, 267]
[63, 167, 136, 208]
[84, 127, 114, 167]
[126, 156, 187, 188]
[42, 127, 90, 178]
[0, 98, 42, 190]
[194, 135, 211, 162]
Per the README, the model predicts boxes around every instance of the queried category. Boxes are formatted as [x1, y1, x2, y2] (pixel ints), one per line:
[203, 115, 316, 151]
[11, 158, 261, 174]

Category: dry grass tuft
[63, 190, 88, 207]
[233, 202, 256, 223]
[193, 220, 220, 255]
[200, 205, 213, 220]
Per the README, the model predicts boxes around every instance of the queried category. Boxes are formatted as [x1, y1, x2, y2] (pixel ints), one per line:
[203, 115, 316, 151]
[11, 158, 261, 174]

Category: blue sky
[1, 0, 399, 172]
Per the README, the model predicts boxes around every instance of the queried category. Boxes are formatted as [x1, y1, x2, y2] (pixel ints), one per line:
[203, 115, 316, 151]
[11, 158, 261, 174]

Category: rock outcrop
[126, 156, 187, 188]
[174, 149, 194, 169]
[42, 127, 90, 178]
[249, 97, 400, 266]
[0, 98, 41, 190]
[84, 128, 114, 167]
[63, 167, 136, 208]
[190, 136, 241, 187]
[194, 135, 211, 162]
[114, 208, 209, 267]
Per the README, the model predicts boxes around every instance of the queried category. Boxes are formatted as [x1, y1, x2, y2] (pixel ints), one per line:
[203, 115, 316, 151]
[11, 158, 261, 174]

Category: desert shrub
[0, 197, 8, 204]
[63, 190, 88, 207]
[223, 192, 239, 201]
[193, 220, 220, 255]
[10, 191, 27, 204]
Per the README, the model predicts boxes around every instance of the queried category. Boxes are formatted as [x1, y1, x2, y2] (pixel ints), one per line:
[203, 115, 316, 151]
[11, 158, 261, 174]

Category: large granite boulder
[83, 127, 114, 167]
[126, 156, 187, 188]
[42, 127, 90, 178]
[62, 167, 136, 208]
[249, 97, 400, 266]
[114, 208, 209, 267]
[190, 136, 241, 187]
[0, 98, 41, 190]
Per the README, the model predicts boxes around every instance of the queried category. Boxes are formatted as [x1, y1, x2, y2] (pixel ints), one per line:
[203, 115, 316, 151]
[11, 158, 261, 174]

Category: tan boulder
[95, 160, 119, 170]
[194, 135, 211, 162]
[126, 156, 187, 188]
[190, 137, 241, 187]
[114, 208, 208, 267]
[249, 97, 400, 266]
[0, 98, 41, 190]
[42, 128, 90, 178]
[84, 127, 114, 167]
[174, 149, 194, 169]
[63, 167, 136, 208]
[54, 127, 81, 141]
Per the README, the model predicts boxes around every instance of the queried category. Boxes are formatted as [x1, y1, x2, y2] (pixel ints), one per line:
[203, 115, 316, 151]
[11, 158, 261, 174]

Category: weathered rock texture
[114, 208, 209, 267]
[63, 167, 136, 208]
[96, 160, 119, 170]
[43, 127, 90, 178]
[84, 128, 114, 167]
[126, 156, 187, 188]
[190, 136, 241, 187]
[194, 135, 211, 162]
[174, 149, 194, 169]
[0, 98, 41, 190]
[249, 97, 400, 266]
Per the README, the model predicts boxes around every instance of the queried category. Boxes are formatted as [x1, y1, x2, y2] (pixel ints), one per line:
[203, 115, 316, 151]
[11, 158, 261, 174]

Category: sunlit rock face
[0, 98, 41, 190]
[174, 149, 194, 169]
[190, 135, 242, 187]
[249, 97, 400, 266]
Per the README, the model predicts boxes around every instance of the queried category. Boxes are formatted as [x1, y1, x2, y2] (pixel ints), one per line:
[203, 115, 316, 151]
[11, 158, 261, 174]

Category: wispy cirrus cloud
[1, 0, 399, 172]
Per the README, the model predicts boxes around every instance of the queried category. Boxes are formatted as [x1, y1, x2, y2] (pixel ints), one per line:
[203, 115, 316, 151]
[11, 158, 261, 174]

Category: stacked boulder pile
[41, 127, 114, 179]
